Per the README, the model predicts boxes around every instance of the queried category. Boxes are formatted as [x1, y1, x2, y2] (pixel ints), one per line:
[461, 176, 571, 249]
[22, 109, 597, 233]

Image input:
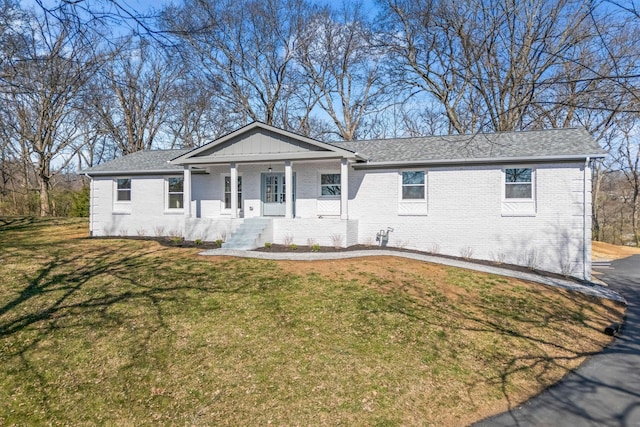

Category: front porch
[184, 216, 359, 249]
[172, 122, 361, 223]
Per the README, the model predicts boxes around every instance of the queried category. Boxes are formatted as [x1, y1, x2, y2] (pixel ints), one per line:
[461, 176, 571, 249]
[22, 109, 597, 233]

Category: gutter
[352, 153, 607, 169]
[82, 168, 208, 177]
[584, 157, 590, 281]
[85, 173, 94, 236]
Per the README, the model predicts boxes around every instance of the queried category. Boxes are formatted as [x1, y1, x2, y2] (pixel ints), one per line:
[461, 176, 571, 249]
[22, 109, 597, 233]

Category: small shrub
[428, 243, 441, 254]
[283, 234, 294, 246]
[215, 239, 224, 247]
[396, 239, 408, 249]
[330, 234, 343, 249]
[459, 246, 474, 259]
[311, 244, 321, 252]
[194, 239, 204, 246]
[560, 258, 577, 276]
[170, 235, 184, 244]
[153, 226, 166, 237]
[290, 243, 298, 250]
[521, 249, 540, 270]
[490, 251, 507, 264]
[264, 242, 272, 249]
[217, 231, 227, 242]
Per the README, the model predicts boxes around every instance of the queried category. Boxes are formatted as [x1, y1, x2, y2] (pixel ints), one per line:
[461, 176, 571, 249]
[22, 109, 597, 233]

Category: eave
[351, 153, 607, 169]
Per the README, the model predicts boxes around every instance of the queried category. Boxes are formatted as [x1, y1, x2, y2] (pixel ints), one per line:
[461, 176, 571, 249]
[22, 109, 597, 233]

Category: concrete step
[222, 218, 272, 250]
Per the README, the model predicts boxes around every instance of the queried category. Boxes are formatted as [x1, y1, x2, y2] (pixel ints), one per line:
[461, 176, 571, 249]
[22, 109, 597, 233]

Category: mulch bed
[94, 237, 592, 285]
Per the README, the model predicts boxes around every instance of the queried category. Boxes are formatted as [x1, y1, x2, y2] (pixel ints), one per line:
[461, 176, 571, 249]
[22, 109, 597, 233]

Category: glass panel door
[261, 173, 295, 216]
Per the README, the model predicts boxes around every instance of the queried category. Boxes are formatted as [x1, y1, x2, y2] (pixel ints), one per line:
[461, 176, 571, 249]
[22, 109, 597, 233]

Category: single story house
[83, 122, 606, 280]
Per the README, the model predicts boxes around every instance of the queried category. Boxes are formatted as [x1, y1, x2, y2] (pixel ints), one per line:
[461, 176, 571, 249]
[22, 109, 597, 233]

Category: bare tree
[90, 36, 177, 155]
[379, 0, 626, 133]
[296, 3, 389, 140]
[162, 0, 307, 128]
[166, 75, 234, 148]
[0, 8, 104, 216]
[609, 117, 640, 245]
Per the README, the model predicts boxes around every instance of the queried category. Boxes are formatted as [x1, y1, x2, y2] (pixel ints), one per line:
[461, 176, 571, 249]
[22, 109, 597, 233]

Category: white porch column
[285, 160, 293, 218]
[230, 162, 238, 219]
[340, 158, 349, 220]
[183, 166, 192, 218]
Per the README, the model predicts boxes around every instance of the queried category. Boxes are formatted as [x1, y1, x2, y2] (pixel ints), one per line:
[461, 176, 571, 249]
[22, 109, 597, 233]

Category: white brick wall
[348, 162, 590, 278]
[89, 160, 592, 279]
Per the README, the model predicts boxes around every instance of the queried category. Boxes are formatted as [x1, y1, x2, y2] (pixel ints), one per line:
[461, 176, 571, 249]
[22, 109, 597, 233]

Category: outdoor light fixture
[268, 164, 272, 173]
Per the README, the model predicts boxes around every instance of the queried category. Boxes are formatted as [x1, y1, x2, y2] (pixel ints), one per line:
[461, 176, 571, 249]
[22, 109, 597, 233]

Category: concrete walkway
[201, 248, 625, 303]
[473, 255, 640, 427]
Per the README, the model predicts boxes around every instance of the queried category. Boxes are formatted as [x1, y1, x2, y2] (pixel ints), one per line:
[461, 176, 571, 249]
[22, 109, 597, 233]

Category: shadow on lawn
[0, 244, 261, 357]
[379, 278, 631, 425]
[0, 217, 39, 232]
[0, 225, 633, 425]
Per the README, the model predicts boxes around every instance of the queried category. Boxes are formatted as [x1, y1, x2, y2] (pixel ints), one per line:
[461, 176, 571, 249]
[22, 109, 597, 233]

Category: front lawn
[0, 218, 624, 426]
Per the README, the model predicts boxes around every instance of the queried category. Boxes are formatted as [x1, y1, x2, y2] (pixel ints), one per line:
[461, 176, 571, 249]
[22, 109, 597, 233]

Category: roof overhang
[352, 153, 607, 169]
[170, 122, 364, 166]
[83, 168, 208, 177]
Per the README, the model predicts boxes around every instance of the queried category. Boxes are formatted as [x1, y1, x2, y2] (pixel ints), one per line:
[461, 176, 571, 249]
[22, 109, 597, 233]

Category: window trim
[165, 176, 184, 211]
[503, 167, 534, 201]
[501, 166, 537, 217]
[222, 173, 243, 212]
[399, 170, 427, 202]
[398, 169, 428, 216]
[318, 171, 341, 198]
[115, 177, 131, 203]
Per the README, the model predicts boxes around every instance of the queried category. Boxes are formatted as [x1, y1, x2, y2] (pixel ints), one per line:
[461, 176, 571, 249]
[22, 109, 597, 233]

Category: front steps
[222, 218, 272, 250]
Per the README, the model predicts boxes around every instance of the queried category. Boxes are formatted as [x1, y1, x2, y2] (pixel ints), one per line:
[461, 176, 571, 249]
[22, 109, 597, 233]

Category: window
[505, 168, 532, 199]
[401, 171, 425, 200]
[167, 177, 183, 209]
[320, 173, 341, 196]
[116, 178, 131, 201]
[224, 176, 242, 209]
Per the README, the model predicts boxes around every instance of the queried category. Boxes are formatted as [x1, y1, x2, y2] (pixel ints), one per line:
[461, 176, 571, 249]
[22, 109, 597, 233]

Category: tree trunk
[39, 176, 50, 217]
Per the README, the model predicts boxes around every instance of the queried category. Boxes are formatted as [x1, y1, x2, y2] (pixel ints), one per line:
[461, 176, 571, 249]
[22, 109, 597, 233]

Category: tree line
[0, 0, 639, 245]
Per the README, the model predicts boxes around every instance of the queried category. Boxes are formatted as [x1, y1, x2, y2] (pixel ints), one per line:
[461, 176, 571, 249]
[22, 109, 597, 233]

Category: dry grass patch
[592, 240, 640, 260]
[0, 218, 624, 426]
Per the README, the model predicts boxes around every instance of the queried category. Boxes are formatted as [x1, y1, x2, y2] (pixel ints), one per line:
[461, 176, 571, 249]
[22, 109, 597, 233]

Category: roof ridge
[341, 127, 584, 144]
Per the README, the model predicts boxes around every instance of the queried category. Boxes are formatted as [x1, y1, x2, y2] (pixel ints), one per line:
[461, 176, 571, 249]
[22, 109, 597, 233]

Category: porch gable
[170, 122, 360, 166]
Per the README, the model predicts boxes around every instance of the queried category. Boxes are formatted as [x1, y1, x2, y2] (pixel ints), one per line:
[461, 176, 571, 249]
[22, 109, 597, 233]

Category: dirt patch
[593, 241, 640, 260]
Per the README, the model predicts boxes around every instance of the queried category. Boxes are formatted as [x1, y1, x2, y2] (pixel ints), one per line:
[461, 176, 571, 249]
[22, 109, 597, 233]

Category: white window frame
[398, 170, 428, 216]
[503, 167, 534, 200]
[115, 177, 131, 202]
[113, 177, 132, 214]
[165, 176, 184, 211]
[318, 171, 341, 198]
[399, 170, 427, 202]
[221, 173, 243, 212]
[501, 167, 536, 217]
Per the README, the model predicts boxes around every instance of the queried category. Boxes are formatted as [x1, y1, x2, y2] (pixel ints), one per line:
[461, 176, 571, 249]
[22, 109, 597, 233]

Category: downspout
[583, 157, 590, 281]
[85, 173, 93, 236]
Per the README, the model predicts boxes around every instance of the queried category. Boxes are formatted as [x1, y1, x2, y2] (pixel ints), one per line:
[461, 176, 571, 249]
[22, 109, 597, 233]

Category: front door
[262, 173, 295, 216]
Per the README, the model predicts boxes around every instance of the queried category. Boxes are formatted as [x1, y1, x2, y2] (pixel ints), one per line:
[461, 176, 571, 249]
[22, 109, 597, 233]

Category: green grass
[0, 218, 624, 426]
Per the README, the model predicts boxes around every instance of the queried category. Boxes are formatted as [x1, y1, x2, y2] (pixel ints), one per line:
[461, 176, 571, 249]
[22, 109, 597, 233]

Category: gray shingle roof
[83, 149, 188, 175]
[329, 128, 606, 165]
[83, 128, 605, 175]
